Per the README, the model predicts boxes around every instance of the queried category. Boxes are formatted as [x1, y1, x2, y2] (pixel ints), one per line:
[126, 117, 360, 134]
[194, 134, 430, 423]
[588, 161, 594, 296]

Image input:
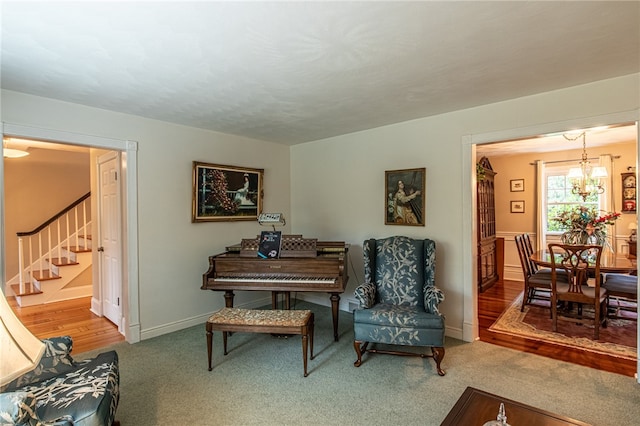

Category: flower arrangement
[552, 206, 620, 246]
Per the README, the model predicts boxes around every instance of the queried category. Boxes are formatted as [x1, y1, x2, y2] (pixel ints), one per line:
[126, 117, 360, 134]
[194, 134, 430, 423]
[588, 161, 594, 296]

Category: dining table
[530, 248, 637, 274]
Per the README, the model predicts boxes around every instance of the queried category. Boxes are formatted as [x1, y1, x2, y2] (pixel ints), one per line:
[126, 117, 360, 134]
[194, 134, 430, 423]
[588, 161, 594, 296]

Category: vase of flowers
[553, 206, 620, 247]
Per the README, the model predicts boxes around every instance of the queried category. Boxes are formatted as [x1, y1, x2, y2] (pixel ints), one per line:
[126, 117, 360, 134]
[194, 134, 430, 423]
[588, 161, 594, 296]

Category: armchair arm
[0, 391, 73, 425]
[424, 286, 445, 315]
[0, 391, 36, 425]
[354, 282, 376, 309]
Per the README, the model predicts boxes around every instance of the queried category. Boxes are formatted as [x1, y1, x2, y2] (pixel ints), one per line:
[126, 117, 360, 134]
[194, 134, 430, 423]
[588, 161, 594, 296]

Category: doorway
[1, 122, 141, 345]
[463, 111, 640, 381]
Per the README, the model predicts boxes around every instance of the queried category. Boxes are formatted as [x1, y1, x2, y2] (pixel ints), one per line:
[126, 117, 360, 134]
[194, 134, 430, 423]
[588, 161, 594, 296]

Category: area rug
[489, 292, 637, 360]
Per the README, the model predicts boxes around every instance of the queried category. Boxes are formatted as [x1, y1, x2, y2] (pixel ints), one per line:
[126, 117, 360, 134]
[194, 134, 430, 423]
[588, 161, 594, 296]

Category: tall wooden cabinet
[477, 157, 499, 292]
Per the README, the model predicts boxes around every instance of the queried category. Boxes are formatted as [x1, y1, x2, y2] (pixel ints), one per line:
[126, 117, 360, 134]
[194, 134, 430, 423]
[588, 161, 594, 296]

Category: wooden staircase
[8, 192, 94, 307]
[11, 237, 93, 307]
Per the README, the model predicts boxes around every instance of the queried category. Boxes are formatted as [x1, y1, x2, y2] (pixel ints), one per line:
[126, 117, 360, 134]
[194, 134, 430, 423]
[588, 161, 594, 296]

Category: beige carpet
[489, 293, 637, 360]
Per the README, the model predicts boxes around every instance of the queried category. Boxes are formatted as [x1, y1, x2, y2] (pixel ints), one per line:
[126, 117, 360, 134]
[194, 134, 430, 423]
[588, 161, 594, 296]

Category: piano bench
[206, 307, 315, 377]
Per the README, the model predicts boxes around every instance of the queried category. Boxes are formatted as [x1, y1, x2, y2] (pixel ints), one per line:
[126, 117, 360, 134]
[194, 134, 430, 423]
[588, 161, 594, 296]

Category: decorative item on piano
[192, 161, 264, 222]
[258, 231, 282, 258]
[385, 168, 425, 226]
[258, 212, 286, 230]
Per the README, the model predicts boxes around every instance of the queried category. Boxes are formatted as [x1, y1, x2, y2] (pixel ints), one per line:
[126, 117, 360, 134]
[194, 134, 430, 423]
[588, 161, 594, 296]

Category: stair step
[11, 283, 43, 297]
[32, 270, 61, 281]
[48, 257, 80, 267]
[63, 245, 91, 253]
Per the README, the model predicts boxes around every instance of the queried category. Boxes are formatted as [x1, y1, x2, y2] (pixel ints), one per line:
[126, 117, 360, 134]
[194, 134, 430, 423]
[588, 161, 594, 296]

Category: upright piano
[202, 235, 349, 341]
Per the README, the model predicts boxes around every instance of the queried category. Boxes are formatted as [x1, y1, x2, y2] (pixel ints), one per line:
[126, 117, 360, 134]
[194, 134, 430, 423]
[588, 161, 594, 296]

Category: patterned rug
[489, 292, 637, 360]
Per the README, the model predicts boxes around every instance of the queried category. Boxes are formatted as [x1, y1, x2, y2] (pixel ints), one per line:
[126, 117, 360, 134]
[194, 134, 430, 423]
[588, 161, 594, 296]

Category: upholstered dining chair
[602, 273, 638, 318]
[352, 236, 446, 376]
[548, 243, 608, 339]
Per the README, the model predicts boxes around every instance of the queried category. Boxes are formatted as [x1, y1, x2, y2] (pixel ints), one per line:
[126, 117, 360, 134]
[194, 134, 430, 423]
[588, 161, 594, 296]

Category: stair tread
[11, 283, 43, 297]
[62, 246, 91, 253]
[32, 270, 61, 281]
[48, 257, 80, 266]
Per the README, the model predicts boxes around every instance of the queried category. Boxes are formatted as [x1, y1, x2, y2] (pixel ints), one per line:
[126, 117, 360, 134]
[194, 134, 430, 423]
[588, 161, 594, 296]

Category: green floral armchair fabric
[0, 336, 119, 426]
[353, 236, 446, 375]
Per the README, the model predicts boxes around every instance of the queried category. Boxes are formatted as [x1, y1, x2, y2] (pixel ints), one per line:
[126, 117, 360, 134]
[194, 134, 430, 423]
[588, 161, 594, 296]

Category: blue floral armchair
[0, 336, 119, 426]
[353, 236, 446, 375]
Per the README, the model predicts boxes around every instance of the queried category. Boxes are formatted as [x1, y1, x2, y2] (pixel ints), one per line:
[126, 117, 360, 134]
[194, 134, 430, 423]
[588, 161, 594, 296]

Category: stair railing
[15, 192, 91, 294]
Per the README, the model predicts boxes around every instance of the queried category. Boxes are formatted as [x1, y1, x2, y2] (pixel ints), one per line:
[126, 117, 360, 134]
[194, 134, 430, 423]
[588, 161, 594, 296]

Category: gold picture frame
[192, 161, 264, 222]
[385, 168, 425, 226]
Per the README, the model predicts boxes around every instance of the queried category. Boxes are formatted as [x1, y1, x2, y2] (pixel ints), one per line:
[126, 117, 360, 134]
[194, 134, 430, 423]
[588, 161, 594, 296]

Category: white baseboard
[140, 296, 271, 340]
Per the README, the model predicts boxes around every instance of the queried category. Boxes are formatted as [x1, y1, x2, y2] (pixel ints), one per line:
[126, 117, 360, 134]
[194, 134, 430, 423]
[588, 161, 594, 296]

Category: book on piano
[257, 231, 282, 259]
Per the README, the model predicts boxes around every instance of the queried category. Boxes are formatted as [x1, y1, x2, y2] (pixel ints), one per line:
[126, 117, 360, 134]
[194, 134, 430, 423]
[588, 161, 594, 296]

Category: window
[545, 164, 599, 233]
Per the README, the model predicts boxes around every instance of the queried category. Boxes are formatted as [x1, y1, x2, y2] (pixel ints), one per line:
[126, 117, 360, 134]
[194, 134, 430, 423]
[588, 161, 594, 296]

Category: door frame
[0, 122, 140, 344]
[461, 109, 640, 382]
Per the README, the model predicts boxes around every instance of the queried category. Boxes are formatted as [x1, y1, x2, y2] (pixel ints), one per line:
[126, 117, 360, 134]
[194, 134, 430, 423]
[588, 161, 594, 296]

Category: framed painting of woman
[192, 162, 264, 222]
[385, 168, 425, 226]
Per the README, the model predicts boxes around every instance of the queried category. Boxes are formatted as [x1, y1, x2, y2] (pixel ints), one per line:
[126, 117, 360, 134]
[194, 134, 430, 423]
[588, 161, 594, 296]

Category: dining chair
[515, 234, 555, 314]
[602, 273, 638, 318]
[548, 243, 608, 340]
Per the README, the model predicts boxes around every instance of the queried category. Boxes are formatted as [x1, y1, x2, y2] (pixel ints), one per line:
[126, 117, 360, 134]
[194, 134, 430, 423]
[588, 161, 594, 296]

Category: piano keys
[202, 236, 349, 341]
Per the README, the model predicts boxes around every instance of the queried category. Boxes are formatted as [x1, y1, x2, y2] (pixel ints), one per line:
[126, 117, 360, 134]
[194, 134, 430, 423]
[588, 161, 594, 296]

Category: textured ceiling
[2, 1, 639, 145]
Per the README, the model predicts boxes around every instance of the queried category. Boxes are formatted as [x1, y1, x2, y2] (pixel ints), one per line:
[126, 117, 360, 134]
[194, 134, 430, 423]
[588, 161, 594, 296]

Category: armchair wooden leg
[432, 346, 446, 376]
[353, 340, 368, 367]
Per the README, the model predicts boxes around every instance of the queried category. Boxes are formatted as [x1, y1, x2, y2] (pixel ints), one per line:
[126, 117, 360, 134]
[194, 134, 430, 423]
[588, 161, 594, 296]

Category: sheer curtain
[599, 154, 615, 250]
[535, 160, 546, 252]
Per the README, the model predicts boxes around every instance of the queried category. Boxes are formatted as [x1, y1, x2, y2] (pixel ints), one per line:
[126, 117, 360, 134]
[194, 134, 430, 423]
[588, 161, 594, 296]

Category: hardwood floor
[479, 279, 637, 377]
[7, 296, 124, 354]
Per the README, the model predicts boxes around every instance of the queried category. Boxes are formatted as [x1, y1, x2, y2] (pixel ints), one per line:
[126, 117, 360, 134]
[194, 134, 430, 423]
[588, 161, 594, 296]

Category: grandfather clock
[477, 157, 499, 292]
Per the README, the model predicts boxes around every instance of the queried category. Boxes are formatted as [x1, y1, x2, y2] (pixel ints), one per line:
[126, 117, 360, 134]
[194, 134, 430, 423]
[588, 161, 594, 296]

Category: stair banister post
[74, 206, 79, 251]
[82, 199, 87, 243]
[28, 237, 33, 283]
[38, 233, 43, 275]
[47, 226, 52, 274]
[18, 237, 25, 294]
[57, 217, 62, 264]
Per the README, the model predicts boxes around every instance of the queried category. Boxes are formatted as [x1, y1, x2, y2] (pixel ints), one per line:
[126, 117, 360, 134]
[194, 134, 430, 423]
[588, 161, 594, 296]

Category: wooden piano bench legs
[206, 307, 315, 377]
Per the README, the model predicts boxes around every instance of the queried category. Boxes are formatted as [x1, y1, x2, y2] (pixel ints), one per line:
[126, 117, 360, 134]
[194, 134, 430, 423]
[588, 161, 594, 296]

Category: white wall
[1, 90, 292, 338]
[290, 74, 640, 340]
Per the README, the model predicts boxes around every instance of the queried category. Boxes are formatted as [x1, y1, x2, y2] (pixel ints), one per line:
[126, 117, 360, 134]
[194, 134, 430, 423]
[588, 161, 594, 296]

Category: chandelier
[565, 131, 607, 201]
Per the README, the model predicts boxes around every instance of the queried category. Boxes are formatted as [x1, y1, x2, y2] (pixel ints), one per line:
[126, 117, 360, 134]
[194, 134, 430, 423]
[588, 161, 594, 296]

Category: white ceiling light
[3, 148, 30, 158]
[3, 139, 30, 158]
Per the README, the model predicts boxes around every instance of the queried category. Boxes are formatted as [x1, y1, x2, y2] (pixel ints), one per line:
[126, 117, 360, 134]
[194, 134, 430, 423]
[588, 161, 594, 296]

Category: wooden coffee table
[440, 387, 591, 426]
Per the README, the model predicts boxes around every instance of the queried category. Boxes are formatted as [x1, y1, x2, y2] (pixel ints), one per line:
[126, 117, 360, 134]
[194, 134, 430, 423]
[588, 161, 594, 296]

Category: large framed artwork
[385, 168, 425, 226]
[192, 162, 264, 222]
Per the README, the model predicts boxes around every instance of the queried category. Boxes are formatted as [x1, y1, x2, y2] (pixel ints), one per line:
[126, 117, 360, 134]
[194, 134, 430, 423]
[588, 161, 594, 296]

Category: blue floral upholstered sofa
[0, 336, 119, 426]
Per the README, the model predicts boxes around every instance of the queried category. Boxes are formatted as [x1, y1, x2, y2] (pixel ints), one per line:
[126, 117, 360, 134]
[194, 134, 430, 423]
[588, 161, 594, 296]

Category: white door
[98, 152, 122, 328]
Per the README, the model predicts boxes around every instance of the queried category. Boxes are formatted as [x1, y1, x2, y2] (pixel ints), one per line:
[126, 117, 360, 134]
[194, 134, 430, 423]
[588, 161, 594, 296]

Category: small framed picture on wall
[510, 200, 525, 213]
[385, 168, 425, 226]
[510, 179, 524, 192]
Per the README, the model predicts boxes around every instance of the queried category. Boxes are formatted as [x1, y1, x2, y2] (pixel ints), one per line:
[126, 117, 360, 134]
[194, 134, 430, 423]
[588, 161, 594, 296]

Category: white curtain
[599, 154, 615, 251]
[536, 160, 546, 251]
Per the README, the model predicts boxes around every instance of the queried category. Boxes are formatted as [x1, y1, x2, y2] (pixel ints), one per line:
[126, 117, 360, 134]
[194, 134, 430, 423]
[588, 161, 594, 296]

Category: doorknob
[97, 247, 104, 252]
